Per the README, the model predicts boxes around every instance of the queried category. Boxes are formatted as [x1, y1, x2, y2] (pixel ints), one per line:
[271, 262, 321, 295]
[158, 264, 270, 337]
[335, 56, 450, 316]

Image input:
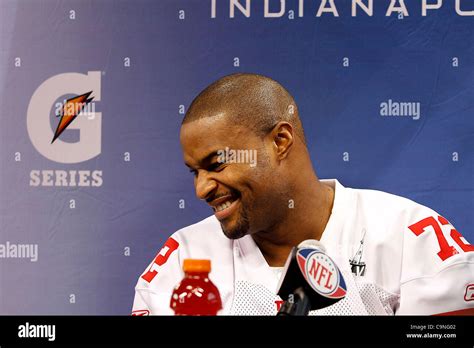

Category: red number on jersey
[408, 216, 473, 261]
[141, 237, 179, 283]
[438, 216, 474, 253]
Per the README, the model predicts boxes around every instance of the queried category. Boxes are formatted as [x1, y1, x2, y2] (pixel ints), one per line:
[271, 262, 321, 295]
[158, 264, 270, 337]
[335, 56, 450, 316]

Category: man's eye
[209, 162, 224, 172]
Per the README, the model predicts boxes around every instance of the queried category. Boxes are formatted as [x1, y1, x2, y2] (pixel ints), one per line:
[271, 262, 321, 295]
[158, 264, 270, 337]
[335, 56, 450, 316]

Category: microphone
[276, 239, 347, 316]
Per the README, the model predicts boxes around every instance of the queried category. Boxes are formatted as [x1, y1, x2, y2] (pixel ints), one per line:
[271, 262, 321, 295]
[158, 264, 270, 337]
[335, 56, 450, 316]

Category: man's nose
[195, 171, 217, 201]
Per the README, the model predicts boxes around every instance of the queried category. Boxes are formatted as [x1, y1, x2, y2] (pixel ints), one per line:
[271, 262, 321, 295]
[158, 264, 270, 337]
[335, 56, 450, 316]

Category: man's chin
[217, 204, 250, 240]
[222, 228, 247, 240]
[220, 220, 249, 240]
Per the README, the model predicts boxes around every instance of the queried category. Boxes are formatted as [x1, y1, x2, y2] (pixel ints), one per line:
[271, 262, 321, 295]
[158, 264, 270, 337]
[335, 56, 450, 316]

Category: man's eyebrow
[185, 151, 219, 169]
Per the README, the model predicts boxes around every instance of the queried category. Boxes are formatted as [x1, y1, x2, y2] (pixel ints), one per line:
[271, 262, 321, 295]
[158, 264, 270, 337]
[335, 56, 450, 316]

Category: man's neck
[251, 180, 335, 267]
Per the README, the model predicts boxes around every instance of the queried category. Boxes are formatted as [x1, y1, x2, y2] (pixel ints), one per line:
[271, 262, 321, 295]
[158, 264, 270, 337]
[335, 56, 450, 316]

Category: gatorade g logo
[27, 71, 102, 164]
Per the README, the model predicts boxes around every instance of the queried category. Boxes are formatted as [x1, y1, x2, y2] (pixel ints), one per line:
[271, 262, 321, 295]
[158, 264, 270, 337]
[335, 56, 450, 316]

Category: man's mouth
[209, 193, 240, 220]
[215, 200, 234, 212]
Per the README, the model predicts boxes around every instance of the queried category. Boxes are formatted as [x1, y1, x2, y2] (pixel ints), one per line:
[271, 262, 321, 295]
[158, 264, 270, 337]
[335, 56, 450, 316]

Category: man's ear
[270, 122, 294, 160]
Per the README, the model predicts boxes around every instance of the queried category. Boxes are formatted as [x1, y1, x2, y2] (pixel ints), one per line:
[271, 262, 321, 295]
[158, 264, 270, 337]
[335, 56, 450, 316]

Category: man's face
[180, 115, 284, 239]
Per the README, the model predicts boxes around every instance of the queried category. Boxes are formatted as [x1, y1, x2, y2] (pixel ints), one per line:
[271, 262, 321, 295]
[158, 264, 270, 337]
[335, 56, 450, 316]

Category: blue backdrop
[0, 0, 472, 314]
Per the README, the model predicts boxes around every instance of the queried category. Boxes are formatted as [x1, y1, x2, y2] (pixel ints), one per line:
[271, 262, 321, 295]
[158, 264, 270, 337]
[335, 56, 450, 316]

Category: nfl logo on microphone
[297, 248, 347, 299]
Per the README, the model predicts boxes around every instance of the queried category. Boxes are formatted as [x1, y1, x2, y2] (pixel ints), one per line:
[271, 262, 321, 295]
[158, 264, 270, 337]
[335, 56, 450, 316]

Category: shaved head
[180, 74, 334, 265]
[182, 73, 306, 144]
[180, 73, 317, 241]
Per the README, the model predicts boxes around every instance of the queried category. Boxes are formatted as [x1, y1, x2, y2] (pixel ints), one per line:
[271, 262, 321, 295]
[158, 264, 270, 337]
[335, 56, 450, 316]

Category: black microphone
[276, 240, 347, 316]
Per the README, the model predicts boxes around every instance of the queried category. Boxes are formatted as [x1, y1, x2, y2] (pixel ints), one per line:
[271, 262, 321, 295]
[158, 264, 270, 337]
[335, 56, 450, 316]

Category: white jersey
[132, 179, 474, 315]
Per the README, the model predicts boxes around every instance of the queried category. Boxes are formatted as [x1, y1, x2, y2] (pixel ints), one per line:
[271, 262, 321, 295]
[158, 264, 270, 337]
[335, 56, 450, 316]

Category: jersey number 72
[408, 216, 474, 261]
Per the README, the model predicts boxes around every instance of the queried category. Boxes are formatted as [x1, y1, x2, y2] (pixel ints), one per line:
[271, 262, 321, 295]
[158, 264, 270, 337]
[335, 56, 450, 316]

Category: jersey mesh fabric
[231, 272, 384, 315]
[356, 282, 400, 315]
[232, 281, 279, 315]
[308, 266, 369, 315]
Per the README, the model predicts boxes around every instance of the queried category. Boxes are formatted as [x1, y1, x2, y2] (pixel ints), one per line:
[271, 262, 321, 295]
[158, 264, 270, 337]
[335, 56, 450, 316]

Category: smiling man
[132, 73, 474, 315]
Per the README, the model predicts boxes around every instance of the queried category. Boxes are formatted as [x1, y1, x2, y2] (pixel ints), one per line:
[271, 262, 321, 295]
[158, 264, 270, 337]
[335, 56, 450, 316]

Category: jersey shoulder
[354, 187, 473, 274]
[172, 215, 234, 256]
[136, 215, 232, 290]
[351, 187, 425, 219]
[348, 187, 474, 314]
[349, 187, 472, 279]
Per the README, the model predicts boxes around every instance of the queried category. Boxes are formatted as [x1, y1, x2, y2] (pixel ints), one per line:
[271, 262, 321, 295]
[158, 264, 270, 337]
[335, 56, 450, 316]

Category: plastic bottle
[170, 259, 222, 315]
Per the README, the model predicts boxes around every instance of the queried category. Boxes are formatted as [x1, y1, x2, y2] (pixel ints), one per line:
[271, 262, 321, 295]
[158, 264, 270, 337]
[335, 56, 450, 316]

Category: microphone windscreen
[297, 239, 326, 253]
[277, 238, 347, 312]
